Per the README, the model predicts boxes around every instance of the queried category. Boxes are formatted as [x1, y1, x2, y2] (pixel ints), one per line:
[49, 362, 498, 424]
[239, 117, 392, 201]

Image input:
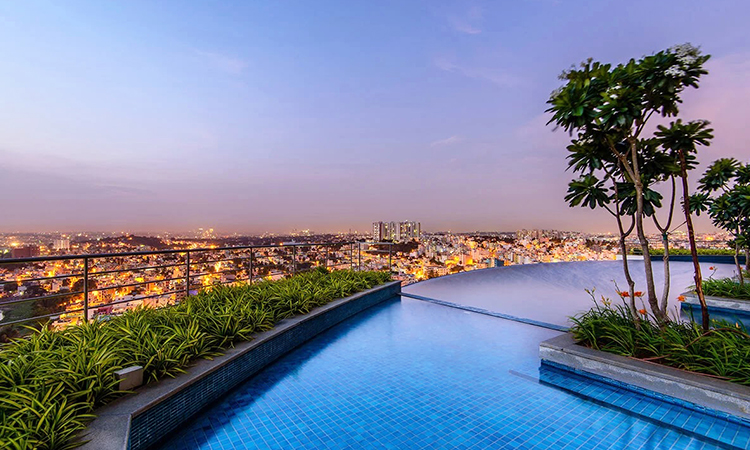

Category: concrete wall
[539, 333, 750, 422]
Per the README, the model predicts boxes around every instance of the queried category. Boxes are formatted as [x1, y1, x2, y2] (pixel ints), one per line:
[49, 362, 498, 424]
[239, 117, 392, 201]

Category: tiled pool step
[541, 361, 750, 450]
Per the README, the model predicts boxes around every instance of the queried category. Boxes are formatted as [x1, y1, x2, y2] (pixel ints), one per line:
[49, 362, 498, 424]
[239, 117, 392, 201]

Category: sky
[1, 0, 749, 234]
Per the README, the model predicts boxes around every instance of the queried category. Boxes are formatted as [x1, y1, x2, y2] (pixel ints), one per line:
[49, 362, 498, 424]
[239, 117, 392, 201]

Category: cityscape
[0, 223, 733, 336]
[2, 1, 750, 449]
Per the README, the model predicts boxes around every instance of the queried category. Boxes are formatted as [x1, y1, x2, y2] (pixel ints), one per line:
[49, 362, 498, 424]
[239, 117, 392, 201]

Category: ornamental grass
[0, 268, 390, 450]
[570, 297, 750, 386]
[702, 277, 750, 300]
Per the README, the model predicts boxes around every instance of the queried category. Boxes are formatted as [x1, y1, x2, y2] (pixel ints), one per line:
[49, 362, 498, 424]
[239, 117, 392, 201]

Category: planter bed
[80, 280, 401, 450]
[681, 291, 750, 314]
[540, 333, 750, 433]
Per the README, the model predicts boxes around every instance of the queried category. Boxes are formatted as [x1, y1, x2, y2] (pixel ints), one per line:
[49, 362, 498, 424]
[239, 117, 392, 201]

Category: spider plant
[0, 270, 390, 449]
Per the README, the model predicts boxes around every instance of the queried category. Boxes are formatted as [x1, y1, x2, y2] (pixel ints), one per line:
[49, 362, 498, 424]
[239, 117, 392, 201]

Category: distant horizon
[1, 1, 747, 234]
[0, 225, 723, 238]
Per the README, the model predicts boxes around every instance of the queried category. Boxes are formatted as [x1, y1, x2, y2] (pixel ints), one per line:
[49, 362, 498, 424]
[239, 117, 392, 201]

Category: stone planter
[539, 333, 750, 421]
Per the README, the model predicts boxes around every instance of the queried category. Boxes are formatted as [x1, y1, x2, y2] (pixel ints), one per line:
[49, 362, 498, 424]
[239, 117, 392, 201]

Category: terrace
[2, 246, 750, 449]
[0, 241, 395, 333]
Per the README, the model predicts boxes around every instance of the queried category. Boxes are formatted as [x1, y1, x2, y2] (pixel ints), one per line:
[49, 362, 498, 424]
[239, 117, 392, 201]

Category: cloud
[449, 19, 481, 35]
[447, 6, 483, 34]
[194, 50, 248, 75]
[434, 57, 522, 88]
[430, 135, 463, 147]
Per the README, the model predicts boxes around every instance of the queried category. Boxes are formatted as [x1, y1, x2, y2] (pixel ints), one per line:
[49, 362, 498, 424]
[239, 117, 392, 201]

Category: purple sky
[1, 1, 749, 234]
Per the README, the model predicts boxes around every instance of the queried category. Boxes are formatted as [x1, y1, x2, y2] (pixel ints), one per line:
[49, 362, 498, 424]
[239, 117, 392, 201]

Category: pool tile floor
[158, 298, 750, 450]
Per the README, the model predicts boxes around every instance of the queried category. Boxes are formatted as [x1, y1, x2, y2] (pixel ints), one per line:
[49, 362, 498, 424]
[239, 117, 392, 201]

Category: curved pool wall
[156, 295, 749, 450]
[403, 260, 737, 328]
[80, 281, 401, 450]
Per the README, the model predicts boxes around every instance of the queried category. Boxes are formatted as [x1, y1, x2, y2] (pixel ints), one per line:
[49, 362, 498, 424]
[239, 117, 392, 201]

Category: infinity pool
[157, 296, 747, 449]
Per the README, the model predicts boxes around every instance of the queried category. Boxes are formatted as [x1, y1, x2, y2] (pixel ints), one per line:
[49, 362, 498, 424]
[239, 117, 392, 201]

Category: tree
[694, 158, 750, 286]
[72, 278, 98, 292]
[564, 137, 678, 319]
[548, 44, 710, 322]
[656, 119, 714, 331]
[564, 149, 638, 318]
[3, 281, 18, 293]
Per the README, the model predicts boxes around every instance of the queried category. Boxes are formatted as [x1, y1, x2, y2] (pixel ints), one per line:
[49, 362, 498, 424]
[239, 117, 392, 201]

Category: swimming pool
[403, 261, 737, 329]
[156, 296, 749, 449]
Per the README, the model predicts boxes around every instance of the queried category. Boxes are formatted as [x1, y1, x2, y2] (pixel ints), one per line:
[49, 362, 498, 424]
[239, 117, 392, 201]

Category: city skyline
[2, 1, 749, 233]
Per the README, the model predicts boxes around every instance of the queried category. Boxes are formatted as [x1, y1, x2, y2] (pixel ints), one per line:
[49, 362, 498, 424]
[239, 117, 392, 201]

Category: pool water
[403, 261, 737, 329]
[158, 297, 748, 450]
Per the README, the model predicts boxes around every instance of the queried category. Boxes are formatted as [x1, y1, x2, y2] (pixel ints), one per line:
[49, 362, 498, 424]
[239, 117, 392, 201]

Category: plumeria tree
[656, 119, 713, 330]
[548, 44, 710, 322]
[564, 138, 658, 318]
[693, 158, 750, 286]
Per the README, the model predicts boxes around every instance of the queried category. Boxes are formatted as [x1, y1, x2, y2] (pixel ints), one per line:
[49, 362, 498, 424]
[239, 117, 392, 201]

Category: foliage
[0, 269, 390, 449]
[702, 278, 750, 300]
[694, 158, 750, 284]
[632, 248, 736, 256]
[570, 299, 750, 385]
[548, 43, 712, 322]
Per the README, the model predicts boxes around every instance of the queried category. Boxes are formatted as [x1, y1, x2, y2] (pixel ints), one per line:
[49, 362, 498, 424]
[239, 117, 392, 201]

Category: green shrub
[702, 278, 750, 300]
[0, 269, 390, 449]
[630, 248, 736, 256]
[571, 300, 750, 385]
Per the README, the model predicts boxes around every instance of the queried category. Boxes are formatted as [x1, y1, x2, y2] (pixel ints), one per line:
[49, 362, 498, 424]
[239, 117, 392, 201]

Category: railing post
[248, 250, 254, 284]
[350, 243, 354, 270]
[292, 246, 297, 275]
[185, 251, 190, 299]
[388, 243, 392, 273]
[324, 245, 329, 269]
[358, 243, 362, 271]
[83, 257, 89, 322]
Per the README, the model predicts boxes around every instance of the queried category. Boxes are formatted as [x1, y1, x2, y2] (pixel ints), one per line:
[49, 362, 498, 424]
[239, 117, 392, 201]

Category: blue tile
[154, 298, 745, 450]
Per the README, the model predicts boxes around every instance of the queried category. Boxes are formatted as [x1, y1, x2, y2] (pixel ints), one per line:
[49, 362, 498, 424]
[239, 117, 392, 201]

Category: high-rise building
[399, 221, 420, 240]
[53, 239, 70, 251]
[372, 222, 386, 241]
[388, 221, 398, 241]
[372, 221, 421, 242]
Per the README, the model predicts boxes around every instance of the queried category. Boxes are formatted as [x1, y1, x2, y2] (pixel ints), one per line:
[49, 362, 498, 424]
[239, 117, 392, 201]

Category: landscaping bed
[702, 277, 750, 300]
[569, 301, 750, 386]
[0, 269, 391, 450]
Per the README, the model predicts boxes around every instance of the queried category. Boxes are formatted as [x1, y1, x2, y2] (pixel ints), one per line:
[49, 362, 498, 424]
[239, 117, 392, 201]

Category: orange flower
[620, 291, 630, 297]
[633, 291, 644, 298]
[638, 309, 647, 315]
[677, 295, 686, 302]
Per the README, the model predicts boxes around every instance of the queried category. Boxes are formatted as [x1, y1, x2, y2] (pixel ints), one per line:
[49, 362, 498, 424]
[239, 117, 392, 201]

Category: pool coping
[681, 291, 750, 314]
[79, 280, 401, 450]
[539, 333, 750, 421]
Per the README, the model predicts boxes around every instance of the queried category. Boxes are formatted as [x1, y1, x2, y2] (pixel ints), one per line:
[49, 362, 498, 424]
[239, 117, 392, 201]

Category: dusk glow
[1, 0, 749, 233]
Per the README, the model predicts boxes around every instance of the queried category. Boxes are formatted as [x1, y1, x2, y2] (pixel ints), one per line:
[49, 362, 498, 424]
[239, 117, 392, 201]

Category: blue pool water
[403, 261, 737, 328]
[157, 297, 749, 450]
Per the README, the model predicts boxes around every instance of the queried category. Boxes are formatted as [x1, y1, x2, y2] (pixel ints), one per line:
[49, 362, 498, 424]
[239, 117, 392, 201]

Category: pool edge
[539, 333, 750, 422]
[79, 280, 402, 450]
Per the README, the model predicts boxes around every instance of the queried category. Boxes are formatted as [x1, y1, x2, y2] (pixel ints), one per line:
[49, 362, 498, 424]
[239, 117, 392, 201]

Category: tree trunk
[611, 178, 638, 320]
[617, 221, 637, 319]
[659, 232, 671, 314]
[745, 248, 749, 272]
[679, 150, 709, 332]
[629, 144, 661, 321]
[735, 241, 745, 286]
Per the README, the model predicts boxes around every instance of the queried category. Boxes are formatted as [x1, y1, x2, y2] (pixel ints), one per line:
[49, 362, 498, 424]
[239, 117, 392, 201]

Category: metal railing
[0, 241, 395, 332]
